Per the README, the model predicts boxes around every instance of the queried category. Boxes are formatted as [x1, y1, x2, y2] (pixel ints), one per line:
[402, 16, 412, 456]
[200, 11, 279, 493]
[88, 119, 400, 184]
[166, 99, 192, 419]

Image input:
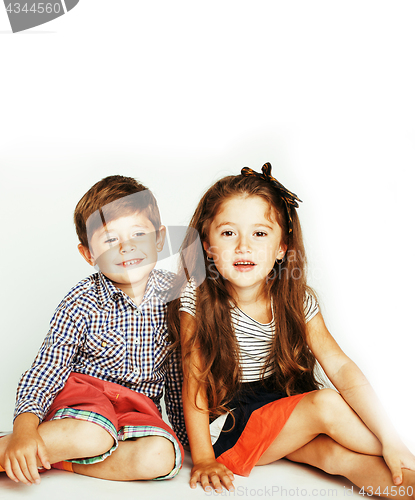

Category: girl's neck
[227, 282, 273, 324]
[227, 281, 265, 305]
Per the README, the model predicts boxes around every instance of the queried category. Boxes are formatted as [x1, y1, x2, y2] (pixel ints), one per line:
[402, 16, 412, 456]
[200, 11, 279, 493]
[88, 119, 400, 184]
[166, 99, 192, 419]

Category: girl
[168, 163, 415, 498]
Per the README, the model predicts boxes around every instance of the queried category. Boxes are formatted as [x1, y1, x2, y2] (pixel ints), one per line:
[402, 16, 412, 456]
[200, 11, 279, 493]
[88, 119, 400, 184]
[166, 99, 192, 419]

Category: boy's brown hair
[74, 175, 161, 248]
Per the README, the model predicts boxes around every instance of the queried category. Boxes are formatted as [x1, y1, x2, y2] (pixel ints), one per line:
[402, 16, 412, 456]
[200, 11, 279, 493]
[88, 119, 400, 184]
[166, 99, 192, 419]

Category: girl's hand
[382, 441, 415, 485]
[3, 429, 50, 485]
[190, 459, 235, 492]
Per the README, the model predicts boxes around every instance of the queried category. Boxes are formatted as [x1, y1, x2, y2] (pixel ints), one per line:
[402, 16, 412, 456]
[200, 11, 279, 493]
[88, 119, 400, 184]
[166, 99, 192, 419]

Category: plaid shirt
[14, 269, 187, 446]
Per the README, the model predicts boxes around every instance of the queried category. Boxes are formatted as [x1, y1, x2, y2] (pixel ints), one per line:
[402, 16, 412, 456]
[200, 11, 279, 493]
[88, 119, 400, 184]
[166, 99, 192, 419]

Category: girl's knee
[310, 388, 345, 430]
[313, 388, 342, 406]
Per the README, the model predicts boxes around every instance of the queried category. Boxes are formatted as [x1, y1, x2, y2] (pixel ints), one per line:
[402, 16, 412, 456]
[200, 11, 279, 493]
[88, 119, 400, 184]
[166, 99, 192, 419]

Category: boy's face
[79, 212, 165, 295]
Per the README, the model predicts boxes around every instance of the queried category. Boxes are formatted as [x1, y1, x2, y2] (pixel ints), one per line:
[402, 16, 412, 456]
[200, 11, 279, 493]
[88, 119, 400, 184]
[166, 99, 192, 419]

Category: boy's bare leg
[73, 436, 175, 480]
[0, 417, 114, 484]
[36, 418, 115, 464]
[1, 419, 175, 482]
[286, 435, 415, 500]
[0, 419, 113, 465]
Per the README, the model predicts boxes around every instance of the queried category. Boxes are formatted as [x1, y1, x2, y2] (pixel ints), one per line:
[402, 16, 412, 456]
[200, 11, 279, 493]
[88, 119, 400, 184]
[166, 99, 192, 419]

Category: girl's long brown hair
[168, 173, 322, 418]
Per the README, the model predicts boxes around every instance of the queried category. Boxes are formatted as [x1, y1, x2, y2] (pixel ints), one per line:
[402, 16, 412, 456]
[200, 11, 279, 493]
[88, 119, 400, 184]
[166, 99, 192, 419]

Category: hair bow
[241, 162, 302, 234]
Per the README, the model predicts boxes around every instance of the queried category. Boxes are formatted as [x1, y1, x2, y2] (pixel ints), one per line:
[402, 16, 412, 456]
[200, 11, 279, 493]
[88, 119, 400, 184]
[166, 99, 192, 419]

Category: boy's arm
[8, 300, 84, 484]
[3, 413, 50, 485]
[14, 300, 84, 421]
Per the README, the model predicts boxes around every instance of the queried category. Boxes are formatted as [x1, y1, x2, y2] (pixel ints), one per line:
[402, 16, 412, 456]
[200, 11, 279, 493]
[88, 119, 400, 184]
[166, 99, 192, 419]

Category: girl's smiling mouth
[233, 260, 256, 271]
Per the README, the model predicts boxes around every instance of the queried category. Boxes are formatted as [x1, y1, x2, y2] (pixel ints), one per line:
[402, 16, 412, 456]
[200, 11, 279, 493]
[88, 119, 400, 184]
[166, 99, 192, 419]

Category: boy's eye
[221, 230, 234, 237]
[104, 237, 118, 244]
[132, 231, 146, 238]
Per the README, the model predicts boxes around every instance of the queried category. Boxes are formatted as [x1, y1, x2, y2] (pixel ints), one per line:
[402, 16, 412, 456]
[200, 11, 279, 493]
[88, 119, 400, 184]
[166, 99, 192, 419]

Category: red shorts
[44, 373, 184, 479]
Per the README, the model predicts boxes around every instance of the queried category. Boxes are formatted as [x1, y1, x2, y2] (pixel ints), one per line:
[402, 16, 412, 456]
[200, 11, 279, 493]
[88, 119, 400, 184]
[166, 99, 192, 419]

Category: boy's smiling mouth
[118, 258, 144, 268]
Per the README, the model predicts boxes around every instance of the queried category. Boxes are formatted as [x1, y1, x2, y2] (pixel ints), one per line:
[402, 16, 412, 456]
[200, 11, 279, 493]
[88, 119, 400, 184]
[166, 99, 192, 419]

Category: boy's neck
[113, 280, 148, 308]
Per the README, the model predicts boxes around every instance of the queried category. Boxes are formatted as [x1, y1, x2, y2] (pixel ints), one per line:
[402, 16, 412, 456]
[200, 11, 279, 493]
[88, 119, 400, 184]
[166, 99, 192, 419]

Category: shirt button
[134, 310, 141, 316]
[101, 341, 107, 347]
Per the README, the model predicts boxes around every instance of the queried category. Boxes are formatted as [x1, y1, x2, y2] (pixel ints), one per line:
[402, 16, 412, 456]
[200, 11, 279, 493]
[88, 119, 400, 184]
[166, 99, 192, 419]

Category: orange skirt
[213, 380, 310, 477]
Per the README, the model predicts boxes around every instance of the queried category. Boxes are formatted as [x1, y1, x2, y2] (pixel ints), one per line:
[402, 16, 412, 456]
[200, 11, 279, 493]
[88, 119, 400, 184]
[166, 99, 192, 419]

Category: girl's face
[203, 195, 287, 296]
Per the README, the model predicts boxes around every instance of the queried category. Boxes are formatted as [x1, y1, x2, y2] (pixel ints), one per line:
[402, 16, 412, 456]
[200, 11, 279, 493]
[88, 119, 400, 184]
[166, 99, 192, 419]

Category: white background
[0, 0, 414, 448]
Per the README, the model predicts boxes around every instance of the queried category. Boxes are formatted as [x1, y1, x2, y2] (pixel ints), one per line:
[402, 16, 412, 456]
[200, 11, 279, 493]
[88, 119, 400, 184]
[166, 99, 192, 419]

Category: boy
[0, 175, 185, 485]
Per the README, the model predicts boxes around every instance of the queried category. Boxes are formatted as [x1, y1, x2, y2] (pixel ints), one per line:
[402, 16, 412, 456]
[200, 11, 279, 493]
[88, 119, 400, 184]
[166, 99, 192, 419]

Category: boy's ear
[156, 225, 166, 252]
[78, 244, 95, 266]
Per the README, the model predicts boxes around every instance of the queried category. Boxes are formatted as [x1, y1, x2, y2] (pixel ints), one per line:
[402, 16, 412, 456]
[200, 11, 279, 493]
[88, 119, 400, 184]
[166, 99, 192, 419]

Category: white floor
[0, 452, 361, 500]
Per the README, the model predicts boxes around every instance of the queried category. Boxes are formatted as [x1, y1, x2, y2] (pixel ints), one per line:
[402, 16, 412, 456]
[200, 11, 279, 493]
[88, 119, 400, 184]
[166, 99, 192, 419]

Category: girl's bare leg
[257, 388, 382, 465]
[286, 435, 415, 499]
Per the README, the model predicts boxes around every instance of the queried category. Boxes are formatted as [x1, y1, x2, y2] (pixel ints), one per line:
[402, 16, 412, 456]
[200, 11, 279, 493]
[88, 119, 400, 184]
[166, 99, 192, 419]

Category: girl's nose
[120, 239, 136, 254]
[235, 235, 251, 254]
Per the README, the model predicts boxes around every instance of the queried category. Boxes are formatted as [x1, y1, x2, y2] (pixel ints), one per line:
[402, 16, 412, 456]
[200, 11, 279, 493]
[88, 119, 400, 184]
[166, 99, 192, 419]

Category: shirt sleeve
[304, 290, 319, 323]
[14, 300, 85, 422]
[163, 346, 189, 447]
[178, 279, 196, 317]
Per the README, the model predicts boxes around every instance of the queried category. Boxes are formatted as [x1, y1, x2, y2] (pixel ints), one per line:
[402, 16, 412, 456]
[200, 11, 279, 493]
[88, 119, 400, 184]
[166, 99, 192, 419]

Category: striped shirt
[14, 269, 186, 445]
[180, 280, 319, 383]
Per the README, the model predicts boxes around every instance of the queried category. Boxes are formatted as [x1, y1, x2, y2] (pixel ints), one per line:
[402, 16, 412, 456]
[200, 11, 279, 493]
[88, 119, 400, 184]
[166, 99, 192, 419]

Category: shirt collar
[96, 269, 174, 307]
[96, 272, 123, 306]
[141, 269, 174, 305]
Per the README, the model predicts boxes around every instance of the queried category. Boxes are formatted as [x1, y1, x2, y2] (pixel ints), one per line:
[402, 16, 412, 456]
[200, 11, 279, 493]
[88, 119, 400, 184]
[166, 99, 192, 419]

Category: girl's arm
[306, 312, 415, 485]
[180, 311, 235, 492]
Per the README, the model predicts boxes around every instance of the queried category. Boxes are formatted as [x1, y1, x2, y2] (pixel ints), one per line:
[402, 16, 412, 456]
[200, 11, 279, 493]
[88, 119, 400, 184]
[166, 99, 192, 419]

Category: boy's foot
[1, 434, 47, 475]
[1, 465, 47, 473]
[0, 434, 7, 472]
[1, 437, 73, 475]
[51, 461, 73, 472]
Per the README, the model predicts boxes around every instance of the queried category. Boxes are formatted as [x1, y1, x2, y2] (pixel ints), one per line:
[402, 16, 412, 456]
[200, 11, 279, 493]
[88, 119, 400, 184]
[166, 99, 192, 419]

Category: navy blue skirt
[214, 379, 310, 476]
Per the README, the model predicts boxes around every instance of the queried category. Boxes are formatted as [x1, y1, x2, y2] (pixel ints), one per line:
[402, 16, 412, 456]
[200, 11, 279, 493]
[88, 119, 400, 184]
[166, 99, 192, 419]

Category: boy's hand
[382, 441, 415, 486]
[190, 458, 235, 492]
[4, 421, 50, 485]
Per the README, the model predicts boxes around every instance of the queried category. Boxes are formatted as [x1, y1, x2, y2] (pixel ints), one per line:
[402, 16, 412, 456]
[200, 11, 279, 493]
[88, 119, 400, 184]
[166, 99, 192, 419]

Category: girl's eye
[221, 230, 234, 237]
[254, 231, 267, 237]
[104, 237, 118, 244]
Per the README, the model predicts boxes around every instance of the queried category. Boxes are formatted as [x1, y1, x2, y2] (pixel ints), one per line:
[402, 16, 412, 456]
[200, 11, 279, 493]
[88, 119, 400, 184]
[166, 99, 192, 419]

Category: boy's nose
[120, 240, 136, 254]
